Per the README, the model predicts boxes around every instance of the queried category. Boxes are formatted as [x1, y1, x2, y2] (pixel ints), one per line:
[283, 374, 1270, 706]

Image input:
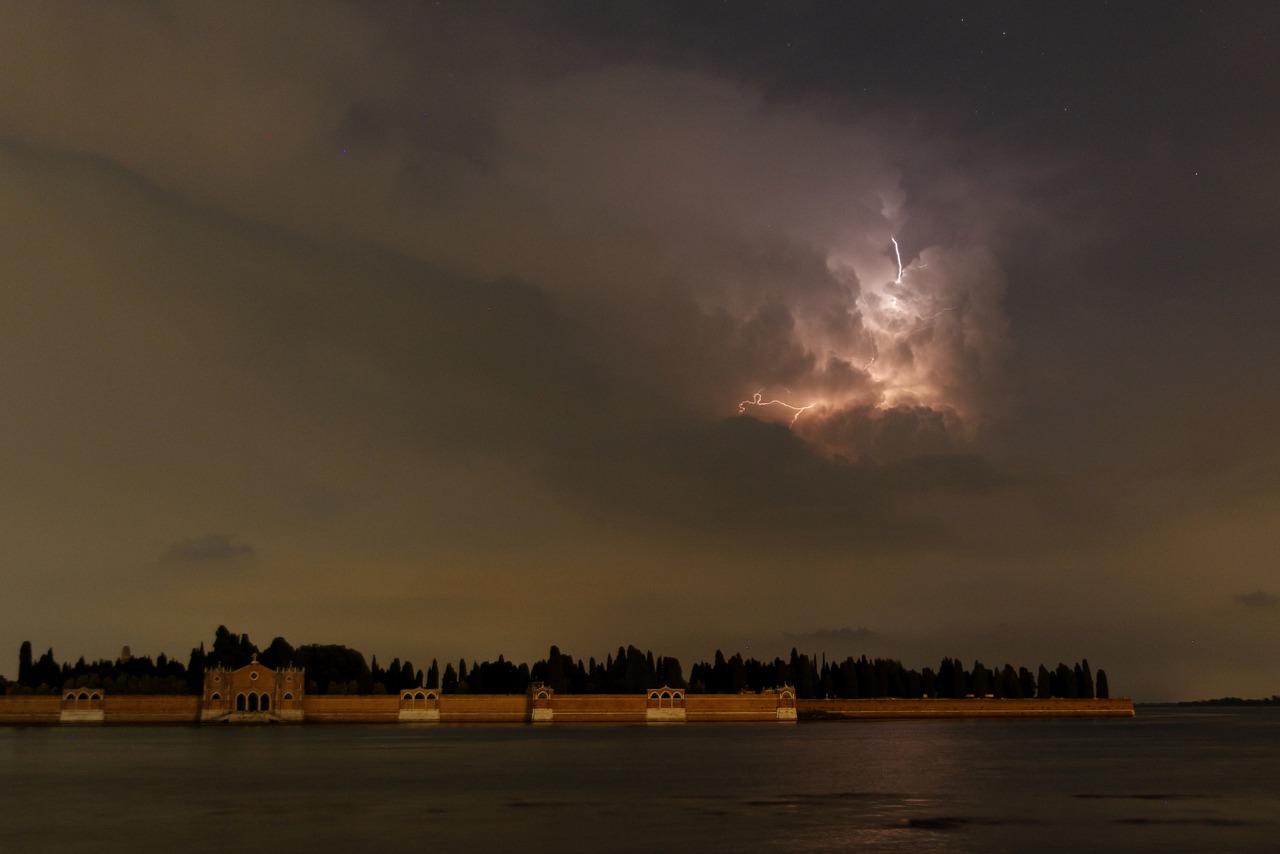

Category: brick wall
[0, 696, 61, 724]
[303, 695, 399, 723]
[552, 694, 648, 723]
[439, 694, 529, 722]
[102, 695, 201, 723]
[686, 693, 782, 722]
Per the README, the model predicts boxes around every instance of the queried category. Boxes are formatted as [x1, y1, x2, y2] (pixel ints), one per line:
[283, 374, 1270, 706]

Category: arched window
[537, 690, 549, 700]
[260, 694, 270, 712]
[283, 692, 293, 700]
[65, 693, 76, 702]
[90, 692, 101, 701]
[674, 692, 683, 700]
[236, 693, 247, 711]
[248, 693, 259, 712]
[415, 691, 425, 700]
[211, 692, 222, 701]
[403, 692, 413, 701]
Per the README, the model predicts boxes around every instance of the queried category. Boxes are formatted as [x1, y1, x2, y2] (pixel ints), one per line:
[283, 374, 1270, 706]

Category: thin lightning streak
[891, 237, 904, 284]
[739, 391, 816, 424]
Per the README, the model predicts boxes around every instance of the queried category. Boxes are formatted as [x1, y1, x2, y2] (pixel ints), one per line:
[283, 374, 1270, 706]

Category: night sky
[3, 3, 1278, 701]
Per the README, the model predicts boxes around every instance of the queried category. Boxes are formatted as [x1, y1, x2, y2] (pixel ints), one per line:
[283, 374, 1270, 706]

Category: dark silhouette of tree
[259, 636, 295, 670]
[970, 660, 992, 697]
[31, 648, 60, 689]
[1037, 664, 1052, 699]
[455, 658, 469, 693]
[441, 662, 458, 693]
[658, 656, 684, 689]
[1078, 659, 1095, 699]
[292, 644, 372, 694]
[1054, 663, 1078, 698]
[1001, 664, 1022, 698]
[209, 626, 257, 669]
[936, 658, 956, 698]
[186, 643, 208, 692]
[18, 641, 33, 687]
[1019, 667, 1035, 698]
[1096, 669, 1110, 699]
[7, 629, 1114, 702]
[920, 666, 936, 698]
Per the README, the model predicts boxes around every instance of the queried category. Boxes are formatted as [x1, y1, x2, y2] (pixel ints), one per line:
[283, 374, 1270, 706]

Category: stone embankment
[0, 692, 1133, 725]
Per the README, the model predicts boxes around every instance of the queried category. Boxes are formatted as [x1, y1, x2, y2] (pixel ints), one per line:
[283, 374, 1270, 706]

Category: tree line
[1, 627, 1108, 700]
[687, 650, 1109, 699]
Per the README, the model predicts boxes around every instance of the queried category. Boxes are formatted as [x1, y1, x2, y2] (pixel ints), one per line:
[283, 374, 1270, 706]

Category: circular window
[249, 672, 259, 681]
[214, 675, 221, 683]
[287, 676, 293, 683]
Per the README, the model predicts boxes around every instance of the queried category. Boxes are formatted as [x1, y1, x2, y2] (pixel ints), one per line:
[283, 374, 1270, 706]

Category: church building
[201, 655, 305, 722]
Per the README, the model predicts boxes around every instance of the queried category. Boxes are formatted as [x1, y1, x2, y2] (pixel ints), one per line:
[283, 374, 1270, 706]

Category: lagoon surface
[2, 708, 1277, 852]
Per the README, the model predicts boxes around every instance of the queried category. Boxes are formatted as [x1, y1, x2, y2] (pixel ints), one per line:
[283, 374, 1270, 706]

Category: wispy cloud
[162, 534, 254, 563]
[1233, 590, 1279, 609]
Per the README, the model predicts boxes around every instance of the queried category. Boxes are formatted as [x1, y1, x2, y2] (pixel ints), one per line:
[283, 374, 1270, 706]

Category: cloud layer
[2, 4, 1278, 701]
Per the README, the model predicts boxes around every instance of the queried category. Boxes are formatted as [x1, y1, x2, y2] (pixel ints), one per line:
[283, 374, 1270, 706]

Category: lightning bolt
[891, 236, 904, 284]
[738, 391, 816, 424]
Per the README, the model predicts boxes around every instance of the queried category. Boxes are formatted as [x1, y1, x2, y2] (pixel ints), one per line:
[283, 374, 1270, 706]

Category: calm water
[2, 708, 1277, 852]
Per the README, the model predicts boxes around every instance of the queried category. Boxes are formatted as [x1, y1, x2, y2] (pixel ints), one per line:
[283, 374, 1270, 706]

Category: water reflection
[1, 711, 1277, 852]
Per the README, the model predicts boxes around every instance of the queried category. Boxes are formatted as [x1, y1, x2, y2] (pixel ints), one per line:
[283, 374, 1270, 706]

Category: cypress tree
[1079, 659, 1095, 699]
[441, 662, 457, 692]
[1055, 663, 1078, 698]
[18, 641, 33, 687]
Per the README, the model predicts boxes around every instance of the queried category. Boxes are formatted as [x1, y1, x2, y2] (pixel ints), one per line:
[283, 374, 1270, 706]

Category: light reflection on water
[1, 709, 1277, 852]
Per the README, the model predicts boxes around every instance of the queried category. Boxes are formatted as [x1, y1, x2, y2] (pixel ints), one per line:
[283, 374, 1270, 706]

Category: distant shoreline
[1138, 697, 1280, 708]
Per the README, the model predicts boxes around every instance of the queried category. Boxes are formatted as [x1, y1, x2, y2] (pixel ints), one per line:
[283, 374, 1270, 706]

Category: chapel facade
[201, 655, 305, 722]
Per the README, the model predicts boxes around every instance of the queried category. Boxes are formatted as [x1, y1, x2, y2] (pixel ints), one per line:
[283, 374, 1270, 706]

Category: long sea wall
[0, 694, 1133, 724]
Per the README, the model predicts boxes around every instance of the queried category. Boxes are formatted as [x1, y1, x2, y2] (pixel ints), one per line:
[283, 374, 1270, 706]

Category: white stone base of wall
[776, 707, 798, 722]
[59, 709, 104, 723]
[530, 708, 554, 723]
[397, 709, 440, 722]
[226, 712, 276, 724]
[645, 708, 687, 723]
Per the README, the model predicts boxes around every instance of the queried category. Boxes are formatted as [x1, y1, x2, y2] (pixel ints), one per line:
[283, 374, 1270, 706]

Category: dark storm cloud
[1233, 591, 1279, 609]
[162, 534, 254, 564]
[541, 414, 1032, 558]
